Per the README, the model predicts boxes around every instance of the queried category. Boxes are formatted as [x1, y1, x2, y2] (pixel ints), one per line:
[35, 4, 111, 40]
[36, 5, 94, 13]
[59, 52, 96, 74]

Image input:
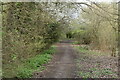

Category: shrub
[2, 2, 60, 78]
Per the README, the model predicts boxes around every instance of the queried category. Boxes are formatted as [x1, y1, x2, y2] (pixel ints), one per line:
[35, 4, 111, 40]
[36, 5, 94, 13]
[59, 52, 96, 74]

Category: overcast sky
[76, 0, 119, 2]
[1, 0, 119, 2]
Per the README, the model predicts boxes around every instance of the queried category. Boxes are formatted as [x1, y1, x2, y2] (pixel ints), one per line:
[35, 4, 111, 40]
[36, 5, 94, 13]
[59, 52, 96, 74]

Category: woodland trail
[32, 40, 118, 78]
[33, 41, 78, 78]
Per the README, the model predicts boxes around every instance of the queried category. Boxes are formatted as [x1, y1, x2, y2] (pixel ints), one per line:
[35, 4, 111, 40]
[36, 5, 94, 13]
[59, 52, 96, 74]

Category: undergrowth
[72, 41, 81, 45]
[75, 45, 108, 56]
[78, 68, 117, 78]
[75, 45, 118, 78]
[16, 45, 56, 78]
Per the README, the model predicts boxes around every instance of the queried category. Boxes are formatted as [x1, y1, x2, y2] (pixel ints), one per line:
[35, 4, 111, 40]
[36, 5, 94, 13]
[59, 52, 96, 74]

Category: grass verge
[72, 41, 81, 45]
[16, 45, 56, 78]
[75, 45, 108, 56]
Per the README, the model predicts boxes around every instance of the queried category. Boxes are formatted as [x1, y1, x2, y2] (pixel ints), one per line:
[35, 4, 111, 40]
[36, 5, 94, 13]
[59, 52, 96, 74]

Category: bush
[2, 2, 60, 78]
[68, 30, 91, 44]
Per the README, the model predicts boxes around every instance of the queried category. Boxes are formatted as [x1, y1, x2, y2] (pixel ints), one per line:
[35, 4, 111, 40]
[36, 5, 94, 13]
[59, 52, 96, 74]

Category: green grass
[72, 41, 81, 45]
[78, 71, 91, 78]
[76, 46, 88, 52]
[76, 46, 94, 54]
[75, 46, 108, 56]
[16, 45, 56, 78]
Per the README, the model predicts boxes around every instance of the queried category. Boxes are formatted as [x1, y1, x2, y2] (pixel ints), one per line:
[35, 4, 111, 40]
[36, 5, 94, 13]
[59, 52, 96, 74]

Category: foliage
[2, 2, 60, 78]
[2, 1, 118, 78]
[16, 46, 55, 78]
[75, 45, 109, 56]
[80, 3, 118, 54]
[67, 30, 91, 44]
[69, 3, 118, 56]
[72, 41, 81, 45]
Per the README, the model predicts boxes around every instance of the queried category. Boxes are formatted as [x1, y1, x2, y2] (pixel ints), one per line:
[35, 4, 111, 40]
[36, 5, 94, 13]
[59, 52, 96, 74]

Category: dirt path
[33, 42, 78, 78]
[32, 42, 118, 78]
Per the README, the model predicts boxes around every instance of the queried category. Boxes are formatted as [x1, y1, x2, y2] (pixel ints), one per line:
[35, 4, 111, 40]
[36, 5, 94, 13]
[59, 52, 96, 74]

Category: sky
[76, 0, 118, 2]
[2, 0, 119, 2]
[70, 0, 119, 19]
